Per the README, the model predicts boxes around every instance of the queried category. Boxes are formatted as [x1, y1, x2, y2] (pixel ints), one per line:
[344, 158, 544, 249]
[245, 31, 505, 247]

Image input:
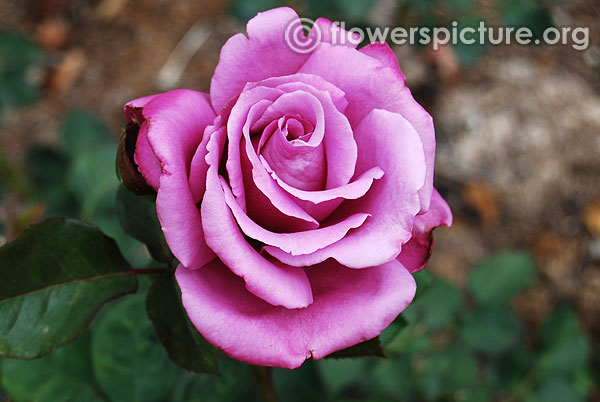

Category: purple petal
[221, 174, 369, 255]
[251, 84, 356, 191]
[133, 121, 161, 190]
[130, 89, 216, 270]
[397, 189, 453, 273]
[201, 124, 313, 308]
[262, 159, 383, 221]
[260, 118, 326, 191]
[210, 7, 310, 112]
[313, 17, 362, 47]
[246, 73, 349, 113]
[359, 42, 406, 81]
[299, 43, 435, 213]
[237, 97, 320, 227]
[175, 257, 416, 369]
[265, 109, 426, 268]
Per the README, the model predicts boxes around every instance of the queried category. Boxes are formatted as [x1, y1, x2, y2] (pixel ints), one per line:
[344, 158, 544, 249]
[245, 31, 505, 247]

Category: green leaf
[146, 275, 218, 373]
[92, 213, 152, 269]
[170, 356, 261, 402]
[60, 109, 110, 156]
[0, 32, 42, 72]
[488, 345, 534, 391]
[406, 279, 462, 330]
[468, 251, 536, 305]
[453, 19, 488, 65]
[69, 144, 120, 219]
[116, 185, 170, 263]
[412, 269, 434, 299]
[379, 314, 409, 346]
[0, 219, 138, 359]
[417, 347, 479, 400]
[273, 361, 327, 402]
[333, 0, 375, 22]
[316, 358, 369, 396]
[92, 293, 178, 402]
[307, 0, 375, 23]
[498, 0, 553, 38]
[370, 358, 416, 397]
[459, 306, 522, 355]
[1, 333, 105, 402]
[538, 308, 590, 375]
[229, 0, 283, 22]
[0, 70, 39, 108]
[326, 337, 385, 359]
[25, 145, 80, 217]
[526, 377, 584, 402]
[0, 149, 31, 197]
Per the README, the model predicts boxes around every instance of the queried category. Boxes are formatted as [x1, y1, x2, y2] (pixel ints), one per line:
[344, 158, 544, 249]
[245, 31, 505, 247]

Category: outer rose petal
[124, 94, 158, 122]
[133, 121, 161, 189]
[131, 89, 216, 270]
[210, 7, 310, 112]
[125, 95, 161, 189]
[175, 258, 416, 369]
[397, 189, 453, 273]
[313, 17, 361, 48]
[299, 43, 435, 213]
[359, 42, 406, 81]
[264, 109, 425, 268]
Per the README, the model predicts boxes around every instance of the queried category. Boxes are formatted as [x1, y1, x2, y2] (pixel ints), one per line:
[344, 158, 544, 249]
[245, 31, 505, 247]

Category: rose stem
[252, 366, 278, 402]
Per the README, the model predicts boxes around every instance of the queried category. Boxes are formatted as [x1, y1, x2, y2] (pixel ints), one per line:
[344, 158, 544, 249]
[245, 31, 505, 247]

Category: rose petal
[265, 109, 426, 268]
[133, 89, 216, 270]
[397, 189, 453, 273]
[299, 43, 435, 213]
[246, 73, 348, 113]
[210, 7, 311, 112]
[260, 119, 326, 191]
[175, 257, 416, 369]
[262, 158, 383, 222]
[313, 17, 362, 48]
[227, 90, 278, 207]
[124, 94, 158, 122]
[359, 42, 406, 81]
[188, 121, 222, 203]
[201, 125, 313, 308]
[263, 83, 356, 190]
[236, 97, 320, 227]
[221, 175, 370, 255]
[133, 120, 161, 190]
[225, 74, 356, 224]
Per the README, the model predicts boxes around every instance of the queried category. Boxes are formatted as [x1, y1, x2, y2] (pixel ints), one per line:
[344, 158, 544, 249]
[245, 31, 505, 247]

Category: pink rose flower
[124, 7, 452, 369]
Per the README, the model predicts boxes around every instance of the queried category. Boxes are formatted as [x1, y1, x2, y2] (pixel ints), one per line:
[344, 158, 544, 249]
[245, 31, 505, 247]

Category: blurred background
[0, 0, 598, 401]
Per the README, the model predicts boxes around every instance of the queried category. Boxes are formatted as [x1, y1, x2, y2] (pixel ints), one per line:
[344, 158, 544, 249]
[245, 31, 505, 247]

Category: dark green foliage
[0, 32, 42, 117]
[1, 333, 105, 402]
[146, 276, 219, 373]
[468, 251, 536, 305]
[91, 293, 178, 402]
[116, 185, 170, 263]
[0, 219, 137, 359]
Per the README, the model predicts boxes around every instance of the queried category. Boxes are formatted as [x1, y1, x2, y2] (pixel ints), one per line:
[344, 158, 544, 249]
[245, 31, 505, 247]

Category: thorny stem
[252, 366, 278, 402]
